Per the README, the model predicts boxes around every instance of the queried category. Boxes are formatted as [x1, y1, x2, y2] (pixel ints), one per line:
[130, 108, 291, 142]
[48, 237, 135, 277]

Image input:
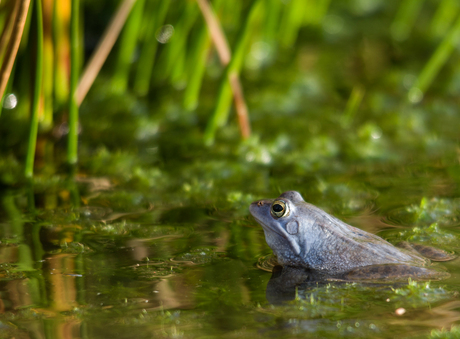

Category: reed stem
[342, 86, 365, 127]
[391, 0, 424, 41]
[133, 0, 170, 96]
[68, 0, 79, 165]
[25, 0, 43, 178]
[410, 14, 460, 100]
[430, 0, 459, 39]
[112, 0, 144, 93]
[183, 23, 211, 111]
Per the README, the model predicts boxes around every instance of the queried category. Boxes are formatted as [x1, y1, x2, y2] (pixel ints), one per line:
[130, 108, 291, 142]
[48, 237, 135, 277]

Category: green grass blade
[68, 0, 80, 165]
[279, 0, 308, 48]
[163, 1, 199, 85]
[391, 0, 424, 41]
[409, 14, 460, 101]
[342, 86, 365, 127]
[112, 0, 145, 93]
[430, 0, 459, 39]
[42, 2, 54, 131]
[204, 0, 263, 145]
[52, 0, 70, 109]
[133, 0, 170, 96]
[264, 0, 282, 43]
[183, 0, 227, 110]
[183, 23, 211, 111]
[25, 0, 43, 178]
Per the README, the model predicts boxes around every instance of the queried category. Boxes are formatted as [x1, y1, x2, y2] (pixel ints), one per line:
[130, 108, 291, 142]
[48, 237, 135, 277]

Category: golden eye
[271, 200, 289, 218]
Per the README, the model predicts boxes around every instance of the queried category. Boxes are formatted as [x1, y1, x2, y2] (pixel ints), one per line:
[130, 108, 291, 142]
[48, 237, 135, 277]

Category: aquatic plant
[3, 1, 460, 180]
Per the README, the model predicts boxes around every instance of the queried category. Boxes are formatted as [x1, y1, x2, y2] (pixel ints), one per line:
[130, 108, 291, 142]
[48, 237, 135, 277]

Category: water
[1, 149, 460, 338]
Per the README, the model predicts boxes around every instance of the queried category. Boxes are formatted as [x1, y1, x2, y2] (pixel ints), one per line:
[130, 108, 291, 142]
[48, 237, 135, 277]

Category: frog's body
[250, 191, 453, 281]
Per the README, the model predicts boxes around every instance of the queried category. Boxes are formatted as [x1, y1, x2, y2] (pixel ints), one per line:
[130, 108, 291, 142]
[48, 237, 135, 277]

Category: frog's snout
[249, 199, 273, 218]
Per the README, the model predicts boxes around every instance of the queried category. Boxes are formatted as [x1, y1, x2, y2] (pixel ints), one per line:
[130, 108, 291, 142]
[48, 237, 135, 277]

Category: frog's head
[250, 191, 309, 266]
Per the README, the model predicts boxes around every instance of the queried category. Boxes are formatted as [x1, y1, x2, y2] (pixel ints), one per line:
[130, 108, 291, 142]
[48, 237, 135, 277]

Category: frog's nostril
[257, 201, 264, 207]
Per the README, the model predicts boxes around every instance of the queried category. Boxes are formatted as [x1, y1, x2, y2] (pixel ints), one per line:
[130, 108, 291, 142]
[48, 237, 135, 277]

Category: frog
[250, 191, 455, 281]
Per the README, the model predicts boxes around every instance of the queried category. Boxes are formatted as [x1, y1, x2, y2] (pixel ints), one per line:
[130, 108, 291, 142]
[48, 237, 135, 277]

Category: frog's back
[291, 201, 427, 274]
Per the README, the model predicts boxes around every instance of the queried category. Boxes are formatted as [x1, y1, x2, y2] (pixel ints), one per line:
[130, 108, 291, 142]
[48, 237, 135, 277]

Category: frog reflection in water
[250, 191, 455, 281]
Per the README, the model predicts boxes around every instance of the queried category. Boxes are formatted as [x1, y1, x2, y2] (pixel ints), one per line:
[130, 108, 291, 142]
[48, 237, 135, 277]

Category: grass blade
[341, 86, 365, 127]
[279, 0, 308, 48]
[391, 0, 424, 41]
[183, 22, 211, 111]
[112, 0, 145, 93]
[409, 14, 460, 101]
[430, 0, 459, 39]
[52, 0, 70, 110]
[25, 0, 43, 178]
[68, 0, 79, 165]
[133, 0, 170, 96]
[42, 0, 55, 131]
[161, 1, 199, 85]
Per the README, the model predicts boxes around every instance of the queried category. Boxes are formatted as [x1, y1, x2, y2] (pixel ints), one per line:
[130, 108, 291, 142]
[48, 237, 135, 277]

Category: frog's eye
[271, 200, 289, 218]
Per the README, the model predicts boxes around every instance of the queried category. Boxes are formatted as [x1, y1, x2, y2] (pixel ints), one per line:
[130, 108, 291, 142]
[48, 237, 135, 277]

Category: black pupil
[273, 204, 284, 213]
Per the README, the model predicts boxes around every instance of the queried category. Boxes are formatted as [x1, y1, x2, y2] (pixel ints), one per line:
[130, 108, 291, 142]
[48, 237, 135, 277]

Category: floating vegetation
[430, 326, 460, 339]
[390, 279, 450, 309]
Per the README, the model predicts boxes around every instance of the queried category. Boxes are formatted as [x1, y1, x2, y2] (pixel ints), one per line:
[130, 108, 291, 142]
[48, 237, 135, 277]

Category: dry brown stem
[195, 0, 231, 65]
[229, 71, 250, 139]
[0, 1, 20, 64]
[76, 0, 136, 106]
[0, 0, 30, 101]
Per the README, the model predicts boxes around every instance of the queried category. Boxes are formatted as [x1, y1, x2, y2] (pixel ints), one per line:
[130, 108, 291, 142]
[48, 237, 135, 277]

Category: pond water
[2, 106, 460, 338]
[2, 2, 460, 338]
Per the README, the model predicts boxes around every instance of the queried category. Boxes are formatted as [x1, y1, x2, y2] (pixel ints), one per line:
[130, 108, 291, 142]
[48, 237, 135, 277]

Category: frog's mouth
[250, 200, 289, 239]
[250, 201, 301, 256]
[251, 214, 286, 239]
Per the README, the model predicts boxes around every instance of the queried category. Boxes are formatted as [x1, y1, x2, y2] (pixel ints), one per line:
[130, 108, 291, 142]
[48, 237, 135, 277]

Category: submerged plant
[430, 326, 460, 339]
[391, 278, 450, 308]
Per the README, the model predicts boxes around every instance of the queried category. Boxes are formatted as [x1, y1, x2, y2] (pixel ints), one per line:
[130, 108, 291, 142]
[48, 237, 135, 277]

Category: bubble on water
[2, 93, 17, 109]
[156, 24, 174, 44]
